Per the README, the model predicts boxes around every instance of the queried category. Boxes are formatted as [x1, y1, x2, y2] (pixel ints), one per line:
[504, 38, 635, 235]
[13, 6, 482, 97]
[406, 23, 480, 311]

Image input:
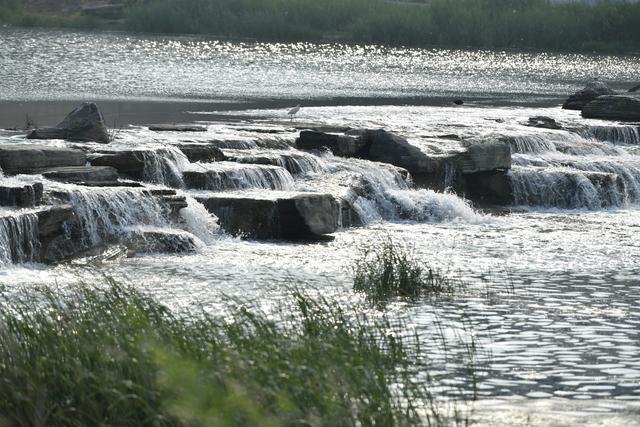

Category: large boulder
[27, 102, 110, 143]
[0, 144, 87, 175]
[362, 129, 439, 174]
[196, 192, 339, 240]
[582, 95, 640, 121]
[562, 81, 615, 110]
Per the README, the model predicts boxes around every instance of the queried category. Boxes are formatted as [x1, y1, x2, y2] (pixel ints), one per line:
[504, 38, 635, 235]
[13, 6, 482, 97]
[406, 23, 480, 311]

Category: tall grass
[0, 279, 460, 426]
[353, 239, 457, 309]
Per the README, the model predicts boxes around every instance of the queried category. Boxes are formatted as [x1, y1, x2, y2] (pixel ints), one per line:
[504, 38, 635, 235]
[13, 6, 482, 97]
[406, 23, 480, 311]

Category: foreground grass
[0, 279, 454, 426]
[353, 240, 457, 309]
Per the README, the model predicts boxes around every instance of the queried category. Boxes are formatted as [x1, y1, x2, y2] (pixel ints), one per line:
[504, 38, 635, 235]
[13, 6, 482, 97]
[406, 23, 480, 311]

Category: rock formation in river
[27, 102, 110, 143]
[563, 80, 615, 110]
[582, 94, 640, 121]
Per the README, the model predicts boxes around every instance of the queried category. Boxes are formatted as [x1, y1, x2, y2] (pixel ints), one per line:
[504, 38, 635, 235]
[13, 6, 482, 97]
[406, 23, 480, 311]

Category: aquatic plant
[0, 279, 459, 426]
[353, 239, 456, 308]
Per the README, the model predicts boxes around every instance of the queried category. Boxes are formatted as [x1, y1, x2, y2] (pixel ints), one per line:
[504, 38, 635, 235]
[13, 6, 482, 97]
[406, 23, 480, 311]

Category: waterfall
[178, 194, 221, 245]
[141, 146, 190, 187]
[0, 211, 40, 264]
[509, 132, 623, 156]
[184, 163, 296, 191]
[580, 126, 640, 145]
[300, 154, 486, 225]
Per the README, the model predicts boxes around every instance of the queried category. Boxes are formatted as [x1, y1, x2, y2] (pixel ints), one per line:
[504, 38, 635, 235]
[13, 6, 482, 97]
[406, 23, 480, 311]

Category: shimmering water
[1, 28, 640, 425]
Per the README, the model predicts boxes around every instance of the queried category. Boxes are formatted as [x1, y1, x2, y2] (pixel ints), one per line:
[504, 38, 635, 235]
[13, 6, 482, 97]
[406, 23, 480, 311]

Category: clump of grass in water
[0, 279, 455, 426]
[353, 239, 457, 308]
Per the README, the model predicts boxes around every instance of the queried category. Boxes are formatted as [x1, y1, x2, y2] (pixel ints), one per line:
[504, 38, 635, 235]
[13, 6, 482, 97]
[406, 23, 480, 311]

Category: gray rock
[91, 151, 145, 179]
[582, 95, 640, 121]
[455, 143, 511, 174]
[363, 129, 440, 174]
[42, 166, 119, 184]
[296, 130, 368, 157]
[149, 124, 207, 132]
[563, 81, 615, 110]
[0, 183, 43, 207]
[526, 116, 562, 130]
[27, 102, 110, 143]
[196, 192, 339, 240]
[629, 84, 640, 93]
[125, 230, 198, 254]
[0, 144, 87, 175]
[460, 171, 513, 206]
[177, 144, 226, 163]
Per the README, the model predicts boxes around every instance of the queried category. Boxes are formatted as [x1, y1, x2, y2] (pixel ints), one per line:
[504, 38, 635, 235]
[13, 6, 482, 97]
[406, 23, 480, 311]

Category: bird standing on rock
[288, 104, 301, 121]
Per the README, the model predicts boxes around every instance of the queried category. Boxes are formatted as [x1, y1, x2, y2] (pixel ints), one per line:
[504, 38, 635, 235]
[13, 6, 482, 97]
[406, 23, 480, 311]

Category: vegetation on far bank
[2, 0, 640, 53]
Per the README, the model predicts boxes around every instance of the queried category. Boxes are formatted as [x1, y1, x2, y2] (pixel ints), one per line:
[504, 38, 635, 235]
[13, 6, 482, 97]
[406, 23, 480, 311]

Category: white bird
[288, 104, 301, 121]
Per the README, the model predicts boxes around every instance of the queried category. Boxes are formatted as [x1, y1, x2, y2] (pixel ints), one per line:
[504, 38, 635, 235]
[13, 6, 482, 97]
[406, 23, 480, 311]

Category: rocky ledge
[582, 95, 640, 122]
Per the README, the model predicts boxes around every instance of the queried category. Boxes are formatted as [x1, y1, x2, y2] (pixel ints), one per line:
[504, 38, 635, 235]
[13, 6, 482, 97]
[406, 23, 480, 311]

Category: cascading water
[141, 146, 190, 187]
[184, 162, 296, 191]
[0, 211, 40, 264]
[580, 125, 640, 145]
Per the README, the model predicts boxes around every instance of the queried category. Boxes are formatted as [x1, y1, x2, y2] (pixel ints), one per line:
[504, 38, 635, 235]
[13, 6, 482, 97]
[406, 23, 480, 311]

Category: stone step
[195, 192, 339, 240]
[42, 166, 119, 184]
[183, 162, 294, 191]
[0, 183, 43, 207]
[0, 144, 86, 175]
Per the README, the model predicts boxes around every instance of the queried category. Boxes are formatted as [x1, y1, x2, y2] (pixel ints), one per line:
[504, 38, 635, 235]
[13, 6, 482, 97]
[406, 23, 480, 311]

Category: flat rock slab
[0, 182, 43, 207]
[0, 144, 87, 175]
[582, 95, 640, 121]
[149, 124, 207, 132]
[176, 143, 226, 163]
[296, 130, 367, 157]
[42, 166, 119, 184]
[196, 192, 339, 240]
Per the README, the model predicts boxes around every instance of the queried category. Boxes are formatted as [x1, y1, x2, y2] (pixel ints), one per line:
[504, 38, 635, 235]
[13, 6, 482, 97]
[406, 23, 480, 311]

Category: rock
[455, 142, 511, 174]
[27, 102, 110, 143]
[125, 229, 198, 254]
[196, 192, 339, 240]
[0, 144, 87, 175]
[563, 81, 615, 110]
[91, 151, 145, 179]
[148, 124, 207, 132]
[42, 166, 119, 184]
[629, 84, 640, 93]
[0, 183, 43, 207]
[296, 130, 368, 157]
[183, 163, 292, 191]
[363, 129, 440, 174]
[35, 204, 89, 264]
[582, 95, 640, 121]
[526, 116, 562, 130]
[460, 171, 513, 206]
[177, 144, 226, 163]
[454, 99, 464, 105]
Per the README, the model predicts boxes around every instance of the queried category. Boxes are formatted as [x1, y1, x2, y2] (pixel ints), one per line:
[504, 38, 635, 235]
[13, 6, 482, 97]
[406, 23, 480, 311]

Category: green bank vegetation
[2, 0, 640, 53]
[0, 278, 476, 426]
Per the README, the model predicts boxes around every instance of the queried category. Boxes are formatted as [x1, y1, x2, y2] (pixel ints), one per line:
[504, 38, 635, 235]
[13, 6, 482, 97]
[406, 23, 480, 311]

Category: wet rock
[363, 129, 439, 174]
[296, 130, 368, 157]
[582, 95, 640, 121]
[42, 166, 119, 184]
[125, 229, 198, 254]
[526, 116, 562, 130]
[455, 142, 511, 174]
[27, 102, 110, 143]
[91, 151, 145, 179]
[35, 204, 88, 263]
[0, 183, 43, 207]
[149, 124, 207, 132]
[0, 144, 87, 175]
[183, 163, 292, 191]
[563, 81, 615, 110]
[629, 84, 640, 93]
[177, 144, 226, 163]
[196, 192, 339, 240]
[460, 170, 513, 206]
[454, 99, 464, 105]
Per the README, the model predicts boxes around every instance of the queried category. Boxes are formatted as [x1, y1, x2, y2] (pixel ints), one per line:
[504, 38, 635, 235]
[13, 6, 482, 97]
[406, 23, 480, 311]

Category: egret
[288, 104, 301, 121]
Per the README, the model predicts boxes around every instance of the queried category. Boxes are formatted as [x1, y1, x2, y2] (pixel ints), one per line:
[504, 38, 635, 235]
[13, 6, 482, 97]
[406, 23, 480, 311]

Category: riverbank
[2, 0, 640, 54]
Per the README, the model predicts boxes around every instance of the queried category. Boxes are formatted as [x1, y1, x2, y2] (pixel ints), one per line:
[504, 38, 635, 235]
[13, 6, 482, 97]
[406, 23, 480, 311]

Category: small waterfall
[508, 132, 623, 156]
[510, 167, 627, 209]
[142, 146, 190, 187]
[509, 135, 557, 154]
[0, 212, 40, 264]
[231, 151, 327, 176]
[581, 126, 640, 145]
[64, 187, 171, 248]
[184, 163, 295, 191]
[178, 194, 221, 244]
[303, 154, 485, 225]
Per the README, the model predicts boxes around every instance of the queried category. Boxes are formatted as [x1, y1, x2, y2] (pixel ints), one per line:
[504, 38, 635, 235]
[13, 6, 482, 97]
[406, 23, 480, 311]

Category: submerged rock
[562, 81, 615, 110]
[27, 102, 110, 143]
[0, 144, 86, 175]
[196, 192, 339, 240]
[526, 116, 562, 130]
[149, 124, 207, 132]
[582, 95, 640, 121]
[125, 229, 198, 254]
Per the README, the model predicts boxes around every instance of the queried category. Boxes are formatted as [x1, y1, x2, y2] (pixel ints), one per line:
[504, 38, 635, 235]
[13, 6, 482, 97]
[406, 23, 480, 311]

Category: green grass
[353, 239, 457, 309]
[0, 279, 463, 426]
